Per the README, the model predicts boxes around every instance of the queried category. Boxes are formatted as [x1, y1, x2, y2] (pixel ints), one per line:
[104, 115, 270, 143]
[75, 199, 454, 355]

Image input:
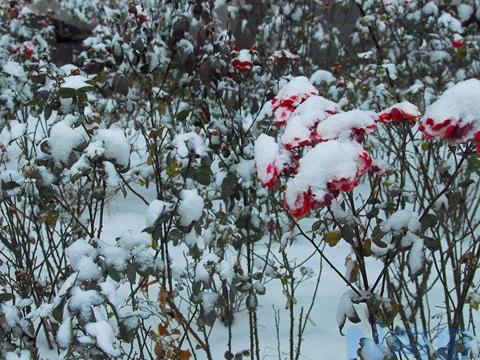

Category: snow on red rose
[315, 110, 377, 143]
[418, 79, 480, 152]
[284, 140, 372, 218]
[232, 49, 253, 71]
[255, 76, 377, 217]
[281, 95, 342, 149]
[271, 76, 319, 126]
[452, 33, 464, 48]
[254, 134, 289, 189]
[378, 101, 421, 125]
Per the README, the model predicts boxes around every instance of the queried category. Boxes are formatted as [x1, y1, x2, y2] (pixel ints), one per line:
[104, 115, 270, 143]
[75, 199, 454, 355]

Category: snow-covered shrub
[2, 0, 480, 359]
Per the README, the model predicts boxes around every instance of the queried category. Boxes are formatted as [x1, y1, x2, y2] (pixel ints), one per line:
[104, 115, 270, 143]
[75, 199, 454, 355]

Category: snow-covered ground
[97, 188, 380, 359]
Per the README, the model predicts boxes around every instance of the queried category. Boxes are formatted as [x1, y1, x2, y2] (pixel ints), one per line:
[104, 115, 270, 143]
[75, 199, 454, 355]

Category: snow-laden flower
[281, 95, 341, 150]
[284, 141, 372, 218]
[254, 134, 289, 188]
[232, 49, 253, 71]
[315, 110, 377, 143]
[378, 101, 420, 125]
[22, 42, 33, 58]
[418, 79, 480, 152]
[271, 76, 319, 126]
[452, 33, 464, 48]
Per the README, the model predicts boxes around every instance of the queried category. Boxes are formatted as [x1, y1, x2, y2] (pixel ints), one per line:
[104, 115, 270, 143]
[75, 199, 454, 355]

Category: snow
[104, 161, 119, 187]
[76, 256, 102, 282]
[254, 134, 286, 188]
[59, 64, 80, 76]
[381, 209, 420, 234]
[0, 170, 24, 197]
[284, 140, 370, 216]
[174, 132, 206, 158]
[177, 189, 204, 226]
[237, 49, 252, 63]
[178, 39, 194, 54]
[65, 239, 98, 271]
[117, 231, 150, 251]
[281, 95, 342, 149]
[382, 63, 397, 80]
[408, 236, 425, 277]
[57, 273, 78, 298]
[275, 77, 317, 101]
[310, 69, 336, 85]
[195, 253, 219, 282]
[94, 127, 131, 168]
[272, 76, 319, 125]
[146, 199, 172, 227]
[357, 338, 389, 360]
[270, 49, 298, 62]
[89, 185, 365, 359]
[61, 75, 93, 90]
[57, 316, 72, 349]
[69, 288, 103, 321]
[315, 110, 377, 142]
[438, 12, 463, 33]
[1, 304, 20, 329]
[422, 2, 438, 16]
[336, 290, 360, 333]
[217, 257, 236, 284]
[378, 101, 421, 124]
[49, 116, 85, 166]
[420, 79, 480, 143]
[85, 321, 121, 357]
[200, 291, 219, 313]
[133, 249, 154, 272]
[3, 61, 26, 79]
[235, 158, 255, 187]
[452, 33, 463, 46]
[5, 350, 31, 360]
[457, 4, 473, 22]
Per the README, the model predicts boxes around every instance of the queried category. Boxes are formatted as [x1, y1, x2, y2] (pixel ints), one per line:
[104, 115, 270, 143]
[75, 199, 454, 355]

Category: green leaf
[126, 262, 136, 284]
[107, 268, 121, 282]
[1, 180, 20, 191]
[423, 236, 440, 251]
[0, 293, 13, 302]
[341, 224, 355, 243]
[168, 228, 183, 245]
[362, 239, 373, 257]
[421, 213, 437, 231]
[467, 155, 480, 175]
[152, 221, 162, 242]
[176, 109, 190, 122]
[311, 220, 322, 232]
[194, 166, 212, 186]
[58, 87, 76, 98]
[151, 237, 158, 249]
[221, 173, 238, 197]
[366, 207, 379, 219]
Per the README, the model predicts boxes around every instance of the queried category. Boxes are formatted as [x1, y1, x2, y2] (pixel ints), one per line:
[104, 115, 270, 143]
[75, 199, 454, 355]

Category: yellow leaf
[166, 161, 181, 177]
[158, 325, 169, 336]
[178, 349, 191, 360]
[362, 239, 373, 257]
[323, 230, 342, 247]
